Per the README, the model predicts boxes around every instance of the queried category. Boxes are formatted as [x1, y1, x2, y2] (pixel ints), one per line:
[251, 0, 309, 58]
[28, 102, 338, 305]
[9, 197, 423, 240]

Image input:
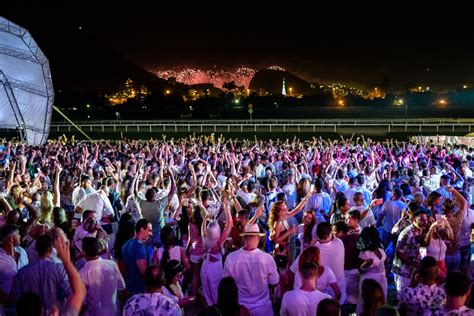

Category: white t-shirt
[76, 192, 114, 221]
[79, 258, 125, 316]
[344, 187, 360, 207]
[350, 205, 376, 229]
[72, 186, 96, 207]
[224, 248, 279, 315]
[280, 288, 331, 316]
[426, 237, 447, 261]
[314, 237, 346, 303]
[236, 189, 257, 205]
[315, 238, 345, 282]
[290, 259, 337, 296]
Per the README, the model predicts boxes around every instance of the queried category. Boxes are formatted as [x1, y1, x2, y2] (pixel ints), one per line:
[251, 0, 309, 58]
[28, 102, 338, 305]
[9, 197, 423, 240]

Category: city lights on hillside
[394, 98, 404, 106]
[106, 78, 149, 106]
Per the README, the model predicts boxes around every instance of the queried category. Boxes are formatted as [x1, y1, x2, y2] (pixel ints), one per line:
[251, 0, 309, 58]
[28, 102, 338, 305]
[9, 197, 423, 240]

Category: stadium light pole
[248, 104, 253, 121]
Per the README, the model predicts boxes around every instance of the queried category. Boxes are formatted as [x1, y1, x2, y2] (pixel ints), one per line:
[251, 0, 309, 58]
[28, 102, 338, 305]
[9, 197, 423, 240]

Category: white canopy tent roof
[0, 17, 54, 145]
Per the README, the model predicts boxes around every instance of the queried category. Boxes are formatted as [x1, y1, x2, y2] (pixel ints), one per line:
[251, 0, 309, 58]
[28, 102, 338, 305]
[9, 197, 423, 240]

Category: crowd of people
[0, 134, 473, 316]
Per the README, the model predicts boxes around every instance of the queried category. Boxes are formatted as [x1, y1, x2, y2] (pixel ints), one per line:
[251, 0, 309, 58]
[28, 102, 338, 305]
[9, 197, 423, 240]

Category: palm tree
[222, 81, 238, 94]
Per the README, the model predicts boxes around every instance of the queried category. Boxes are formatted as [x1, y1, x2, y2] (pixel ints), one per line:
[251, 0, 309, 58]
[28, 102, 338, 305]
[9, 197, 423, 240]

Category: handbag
[274, 253, 288, 268]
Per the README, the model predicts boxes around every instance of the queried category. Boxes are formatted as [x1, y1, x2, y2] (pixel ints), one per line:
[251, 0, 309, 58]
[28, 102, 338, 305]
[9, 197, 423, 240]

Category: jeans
[382, 230, 397, 271]
[445, 253, 461, 273]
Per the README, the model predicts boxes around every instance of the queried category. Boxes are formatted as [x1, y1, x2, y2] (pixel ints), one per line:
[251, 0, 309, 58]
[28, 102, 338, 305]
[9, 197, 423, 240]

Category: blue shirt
[122, 238, 148, 294]
[304, 192, 332, 222]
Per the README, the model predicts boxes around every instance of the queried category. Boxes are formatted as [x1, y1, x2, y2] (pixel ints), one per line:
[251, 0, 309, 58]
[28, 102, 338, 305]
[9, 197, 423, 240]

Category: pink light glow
[155, 66, 285, 89]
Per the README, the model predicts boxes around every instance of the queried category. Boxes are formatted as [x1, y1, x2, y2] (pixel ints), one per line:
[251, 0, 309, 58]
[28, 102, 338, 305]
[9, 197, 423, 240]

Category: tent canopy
[0, 17, 54, 145]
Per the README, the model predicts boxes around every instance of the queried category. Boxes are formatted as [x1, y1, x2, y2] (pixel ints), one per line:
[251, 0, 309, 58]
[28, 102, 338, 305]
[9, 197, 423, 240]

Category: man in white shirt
[304, 179, 332, 222]
[349, 192, 375, 229]
[344, 178, 360, 207]
[72, 210, 97, 253]
[80, 237, 125, 316]
[315, 222, 346, 304]
[281, 262, 331, 316]
[72, 174, 96, 207]
[75, 186, 114, 223]
[236, 181, 257, 205]
[224, 223, 279, 315]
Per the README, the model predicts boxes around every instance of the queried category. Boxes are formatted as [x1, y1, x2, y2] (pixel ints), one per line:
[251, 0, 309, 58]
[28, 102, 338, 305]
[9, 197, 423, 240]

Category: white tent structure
[0, 17, 54, 145]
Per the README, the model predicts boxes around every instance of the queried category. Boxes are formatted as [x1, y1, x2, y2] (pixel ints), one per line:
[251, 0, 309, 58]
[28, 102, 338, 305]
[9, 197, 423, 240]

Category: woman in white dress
[200, 192, 233, 306]
[356, 226, 387, 299]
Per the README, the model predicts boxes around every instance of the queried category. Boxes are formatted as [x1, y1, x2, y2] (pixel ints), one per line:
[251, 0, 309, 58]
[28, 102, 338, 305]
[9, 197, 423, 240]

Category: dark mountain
[5, 16, 172, 95]
[249, 69, 314, 96]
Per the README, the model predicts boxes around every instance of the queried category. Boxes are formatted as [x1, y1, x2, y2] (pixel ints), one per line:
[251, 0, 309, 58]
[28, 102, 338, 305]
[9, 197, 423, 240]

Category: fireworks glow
[155, 66, 286, 89]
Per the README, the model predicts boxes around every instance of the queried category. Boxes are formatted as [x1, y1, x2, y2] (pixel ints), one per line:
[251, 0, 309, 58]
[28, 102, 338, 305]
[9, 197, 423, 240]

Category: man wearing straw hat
[224, 223, 279, 315]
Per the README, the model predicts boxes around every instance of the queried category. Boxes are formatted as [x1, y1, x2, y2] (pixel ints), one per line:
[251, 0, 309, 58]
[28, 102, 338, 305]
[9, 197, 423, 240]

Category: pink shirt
[188, 223, 204, 256]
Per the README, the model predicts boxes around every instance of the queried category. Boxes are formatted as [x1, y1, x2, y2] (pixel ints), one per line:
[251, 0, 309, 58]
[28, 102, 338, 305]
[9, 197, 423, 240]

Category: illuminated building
[106, 78, 150, 106]
[319, 83, 365, 98]
[367, 86, 386, 99]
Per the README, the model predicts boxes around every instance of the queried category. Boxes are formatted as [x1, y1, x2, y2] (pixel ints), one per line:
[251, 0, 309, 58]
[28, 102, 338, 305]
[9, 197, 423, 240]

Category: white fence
[50, 118, 474, 134]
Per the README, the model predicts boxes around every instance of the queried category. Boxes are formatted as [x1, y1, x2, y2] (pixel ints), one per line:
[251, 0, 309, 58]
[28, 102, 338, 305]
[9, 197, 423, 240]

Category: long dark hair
[216, 277, 240, 316]
[191, 205, 204, 236]
[425, 191, 442, 209]
[360, 279, 385, 316]
[303, 210, 316, 245]
[113, 213, 135, 260]
[357, 226, 382, 252]
[375, 179, 391, 200]
[160, 226, 177, 268]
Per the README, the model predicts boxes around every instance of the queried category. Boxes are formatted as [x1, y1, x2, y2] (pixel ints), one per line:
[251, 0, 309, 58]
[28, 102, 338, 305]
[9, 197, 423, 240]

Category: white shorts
[190, 254, 204, 264]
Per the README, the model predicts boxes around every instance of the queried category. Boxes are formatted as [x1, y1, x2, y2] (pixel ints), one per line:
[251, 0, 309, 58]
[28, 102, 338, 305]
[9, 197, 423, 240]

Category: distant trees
[222, 81, 238, 94]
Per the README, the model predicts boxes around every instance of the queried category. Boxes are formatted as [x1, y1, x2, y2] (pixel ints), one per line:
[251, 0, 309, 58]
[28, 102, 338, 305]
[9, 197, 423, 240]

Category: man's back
[123, 292, 181, 316]
[280, 288, 331, 316]
[77, 192, 113, 220]
[381, 200, 405, 232]
[13, 258, 71, 311]
[398, 283, 446, 315]
[137, 198, 166, 227]
[315, 237, 345, 281]
[224, 248, 279, 314]
[122, 238, 147, 294]
[80, 258, 125, 316]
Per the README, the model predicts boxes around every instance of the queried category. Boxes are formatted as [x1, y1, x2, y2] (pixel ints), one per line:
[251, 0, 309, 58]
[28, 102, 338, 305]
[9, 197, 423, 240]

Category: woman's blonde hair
[268, 201, 285, 237]
[9, 184, 21, 199]
[40, 191, 54, 224]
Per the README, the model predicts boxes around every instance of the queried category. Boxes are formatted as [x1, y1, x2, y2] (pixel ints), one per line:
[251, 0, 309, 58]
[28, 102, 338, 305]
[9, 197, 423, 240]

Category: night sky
[3, 6, 474, 90]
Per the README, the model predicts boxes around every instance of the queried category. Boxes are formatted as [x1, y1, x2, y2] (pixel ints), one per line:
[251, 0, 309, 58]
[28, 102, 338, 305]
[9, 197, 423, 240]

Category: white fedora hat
[240, 223, 265, 237]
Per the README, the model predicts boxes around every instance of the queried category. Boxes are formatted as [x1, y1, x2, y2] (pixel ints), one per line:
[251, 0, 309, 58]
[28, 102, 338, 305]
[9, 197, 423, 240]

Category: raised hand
[53, 233, 71, 263]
